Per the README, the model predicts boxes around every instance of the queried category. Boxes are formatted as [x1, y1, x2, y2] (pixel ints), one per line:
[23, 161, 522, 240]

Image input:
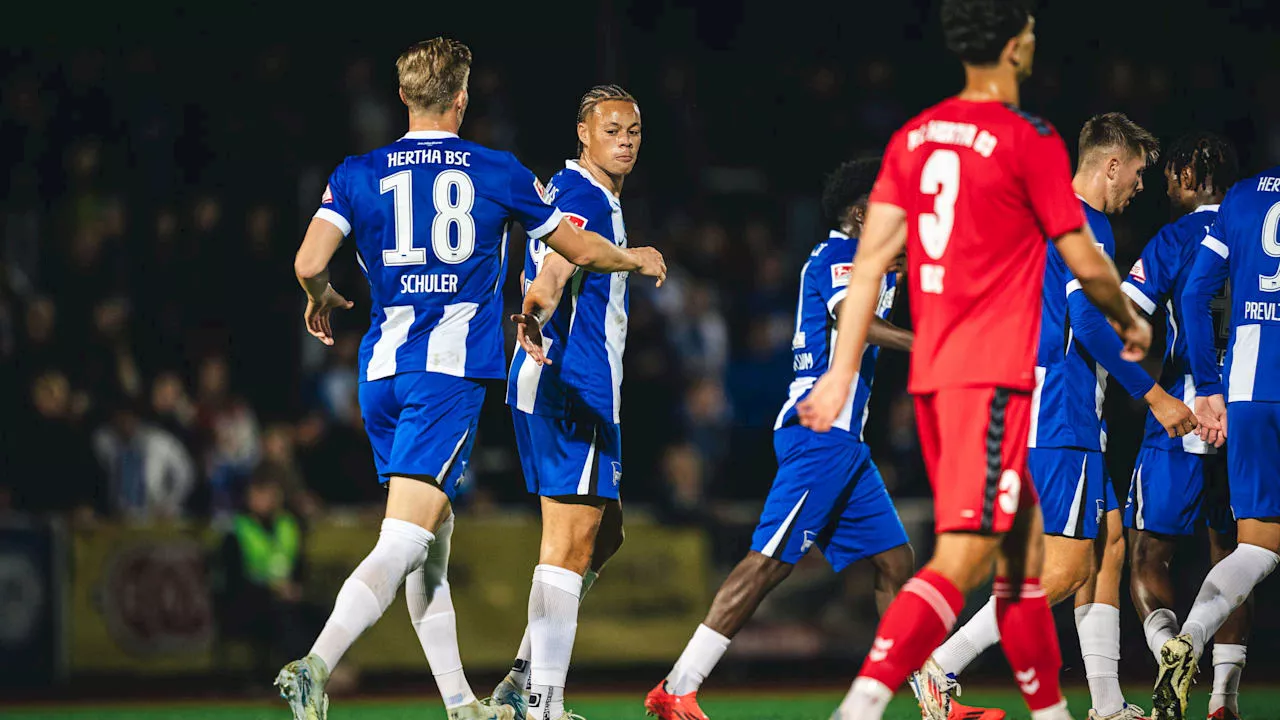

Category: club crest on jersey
[321, 184, 333, 204]
[611, 462, 622, 487]
[564, 213, 588, 230]
[1130, 258, 1146, 283]
[831, 262, 853, 287]
[801, 530, 818, 553]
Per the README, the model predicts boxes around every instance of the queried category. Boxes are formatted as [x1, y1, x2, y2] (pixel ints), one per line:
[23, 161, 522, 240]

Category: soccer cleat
[449, 700, 517, 720]
[644, 680, 711, 720]
[909, 658, 1006, 720]
[1153, 634, 1198, 720]
[274, 653, 330, 720]
[484, 673, 529, 720]
[1207, 709, 1240, 720]
[1089, 704, 1151, 720]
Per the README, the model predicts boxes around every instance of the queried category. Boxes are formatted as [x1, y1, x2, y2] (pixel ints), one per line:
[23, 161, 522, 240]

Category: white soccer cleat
[274, 653, 330, 720]
[484, 673, 529, 720]
[1153, 634, 1198, 720]
[1089, 703, 1151, 720]
[449, 699, 517, 720]
[910, 658, 957, 720]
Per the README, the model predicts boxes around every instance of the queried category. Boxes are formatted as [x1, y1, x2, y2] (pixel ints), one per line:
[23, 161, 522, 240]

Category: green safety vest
[233, 513, 300, 585]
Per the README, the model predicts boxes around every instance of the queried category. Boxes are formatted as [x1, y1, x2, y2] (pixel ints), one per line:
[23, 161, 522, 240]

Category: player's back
[319, 130, 561, 383]
[1210, 167, 1280, 401]
[871, 98, 1085, 394]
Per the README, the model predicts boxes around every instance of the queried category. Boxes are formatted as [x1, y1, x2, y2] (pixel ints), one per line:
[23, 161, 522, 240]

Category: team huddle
[271, 2, 1280, 720]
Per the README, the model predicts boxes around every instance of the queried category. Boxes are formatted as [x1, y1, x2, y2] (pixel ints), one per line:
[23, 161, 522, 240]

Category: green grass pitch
[7, 688, 1280, 720]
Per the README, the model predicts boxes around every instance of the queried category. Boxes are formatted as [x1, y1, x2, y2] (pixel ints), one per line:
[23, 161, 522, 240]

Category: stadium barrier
[64, 514, 711, 675]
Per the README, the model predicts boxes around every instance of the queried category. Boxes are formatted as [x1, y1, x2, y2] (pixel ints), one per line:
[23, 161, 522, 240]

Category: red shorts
[914, 386, 1037, 534]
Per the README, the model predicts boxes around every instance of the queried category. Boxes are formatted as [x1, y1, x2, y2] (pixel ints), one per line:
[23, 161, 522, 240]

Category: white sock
[666, 624, 732, 695]
[1030, 699, 1073, 720]
[1183, 544, 1278, 656]
[405, 515, 475, 710]
[933, 597, 999, 677]
[835, 677, 893, 720]
[1142, 608, 1178, 663]
[1075, 603, 1124, 716]
[512, 569, 598, 693]
[310, 518, 432, 671]
[1209, 643, 1246, 714]
[528, 564, 583, 720]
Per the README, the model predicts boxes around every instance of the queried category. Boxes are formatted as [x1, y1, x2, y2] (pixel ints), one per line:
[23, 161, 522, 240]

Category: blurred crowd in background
[2, 0, 1279, 674]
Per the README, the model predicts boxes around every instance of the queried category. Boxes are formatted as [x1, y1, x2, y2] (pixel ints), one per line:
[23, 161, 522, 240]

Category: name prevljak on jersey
[388, 149, 473, 168]
[906, 120, 998, 158]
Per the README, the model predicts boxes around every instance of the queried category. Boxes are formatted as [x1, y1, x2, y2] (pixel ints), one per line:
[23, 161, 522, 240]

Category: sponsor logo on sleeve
[321, 184, 333, 204]
[564, 213, 588, 230]
[831, 262, 853, 287]
[1130, 258, 1146, 283]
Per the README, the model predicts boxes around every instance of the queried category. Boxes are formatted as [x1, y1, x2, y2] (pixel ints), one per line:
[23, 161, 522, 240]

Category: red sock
[858, 569, 964, 691]
[994, 578, 1063, 712]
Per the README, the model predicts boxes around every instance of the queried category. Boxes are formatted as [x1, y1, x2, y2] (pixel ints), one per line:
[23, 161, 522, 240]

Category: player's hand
[1145, 386, 1198, 438]
[796, 371, 853, 433]
[1113, 314, 1152, 362]
[304, 284, 354, 346]
[1194, 394, 1227, 447]
[631, 246, 667, 287]
[510, 311, 550, 365]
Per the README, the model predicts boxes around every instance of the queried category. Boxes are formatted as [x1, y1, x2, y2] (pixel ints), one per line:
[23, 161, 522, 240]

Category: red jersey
[870, 98, 1085, 393]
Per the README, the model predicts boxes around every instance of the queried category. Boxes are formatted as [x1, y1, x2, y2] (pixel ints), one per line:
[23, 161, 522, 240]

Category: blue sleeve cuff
[1197, 381, 1225, 397]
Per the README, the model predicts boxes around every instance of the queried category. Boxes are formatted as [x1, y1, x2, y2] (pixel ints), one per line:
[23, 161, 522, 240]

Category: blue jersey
[507, 161, 628, 424]
[317, 130, 563, 383]
[1031, 200, 1131, 451]
[774, 231, 898, 441]
[1185, 167, 1280, 403]
[1122, 205, 1224, 453]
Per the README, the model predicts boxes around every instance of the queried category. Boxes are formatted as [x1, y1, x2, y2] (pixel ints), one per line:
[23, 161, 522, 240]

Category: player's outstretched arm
[798, 202, 907, 431]
[511, 252, 577, 366]
[541, 217, 666, 284]
[1054, 226, 1150, 361]
[295, 216, 354, 346]
[1181, 239, 1231, 446]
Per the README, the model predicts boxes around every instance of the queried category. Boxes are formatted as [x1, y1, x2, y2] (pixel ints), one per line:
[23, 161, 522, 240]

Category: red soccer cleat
[1208, 709, 1241, 720]
[946, 699, 1007, 720]
[645, 680, 710, 720]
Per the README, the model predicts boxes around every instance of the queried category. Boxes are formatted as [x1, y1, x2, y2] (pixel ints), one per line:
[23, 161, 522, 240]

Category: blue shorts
[1124, 447, 1232, 535]
[1227, 401, 1280, 521]
[751, 426, 908, 573]
[1104, 468, 1120, 513]
[1029, 448, 1106, 540]
[511, 410, 622, 500]
[358, 371, 485, 499]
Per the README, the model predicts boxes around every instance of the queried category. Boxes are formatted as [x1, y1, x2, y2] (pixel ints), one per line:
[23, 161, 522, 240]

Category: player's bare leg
[1074, 509, 1147, 720]
[1157, 520, 1280, 720]
[1206, 526, 1252, 720]
[494, 501, 620, 719]
[277, 477, 490, 720]
[516, 496, 606, 720]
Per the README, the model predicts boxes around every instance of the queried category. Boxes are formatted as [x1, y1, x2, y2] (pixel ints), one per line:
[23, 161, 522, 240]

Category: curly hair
[941, 0, 1033, 66]
[576, 84, 637, 154]
[1166, 132, 1239, 195]
[821, 158, 882, 229]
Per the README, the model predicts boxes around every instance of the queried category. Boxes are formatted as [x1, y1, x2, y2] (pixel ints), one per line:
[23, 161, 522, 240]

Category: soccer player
[1152, 164, 1280, 720]
[643, 157, 916, 720]
[796, 1, 1152, 718]
[914, 113, 1180, 720]
[275, 40, 665, 720]
[484, 84, 650, 720]
[1121, 133, 1251, 720]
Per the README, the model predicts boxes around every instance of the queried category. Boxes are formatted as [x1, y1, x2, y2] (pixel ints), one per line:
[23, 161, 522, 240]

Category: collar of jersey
[565, 160, 620, 204]
[1193, 203, 1220, 213]
[829, 230, 849, 240]
[401, 130, 459, 140]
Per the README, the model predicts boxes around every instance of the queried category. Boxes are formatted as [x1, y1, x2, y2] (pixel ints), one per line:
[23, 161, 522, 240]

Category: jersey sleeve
[868, 128, 908, 210]
[1067, 283, 1155, 399]
[1122, 226, 1178, 315]
[817, 243, 856, 317]
[1182, 220, 1231, 396]
[1020, 126, 1086, 240]
[314, 160, 354, 237]
[505, 155, 564, 241]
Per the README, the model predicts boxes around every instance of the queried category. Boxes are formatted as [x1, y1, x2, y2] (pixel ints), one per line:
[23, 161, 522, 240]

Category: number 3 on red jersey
[919, 149, 959, 294]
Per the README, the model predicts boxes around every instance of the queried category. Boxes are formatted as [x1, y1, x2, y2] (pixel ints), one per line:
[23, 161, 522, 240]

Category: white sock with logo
[511, 569, 598, 695]
[666, 624, 732, 695]
[528, 565, 584, 720]
[933, 597, 999, 677]
[310, 518, 432, 671]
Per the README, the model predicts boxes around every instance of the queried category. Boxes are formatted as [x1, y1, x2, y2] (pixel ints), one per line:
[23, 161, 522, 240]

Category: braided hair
[576, 84, 637, 154]
[1166, 132, 1239, 195]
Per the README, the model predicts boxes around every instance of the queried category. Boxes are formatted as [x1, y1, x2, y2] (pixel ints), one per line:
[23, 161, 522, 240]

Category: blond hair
[396, 37, 472, 113]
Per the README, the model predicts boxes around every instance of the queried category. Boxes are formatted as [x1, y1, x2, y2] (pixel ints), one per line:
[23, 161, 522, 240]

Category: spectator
[10, 370, 102, 517]
[91, 399, 196, 522]
[195, 355, 261, 518]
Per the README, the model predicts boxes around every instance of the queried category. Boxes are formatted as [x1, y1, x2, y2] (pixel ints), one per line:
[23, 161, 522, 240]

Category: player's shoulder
[547, 161, 615, 212]
[996, 104, 1060, 138]
[809, 230, 856, 264]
